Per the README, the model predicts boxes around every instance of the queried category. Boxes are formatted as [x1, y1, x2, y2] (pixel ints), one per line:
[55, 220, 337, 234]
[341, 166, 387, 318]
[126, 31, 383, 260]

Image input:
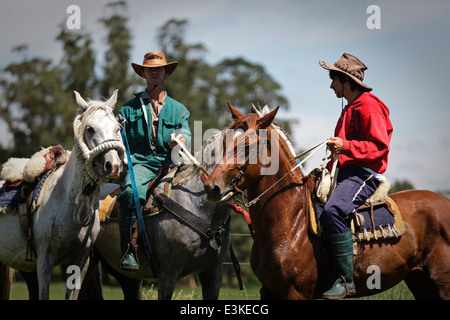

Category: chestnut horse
[204, 104, 450, 300]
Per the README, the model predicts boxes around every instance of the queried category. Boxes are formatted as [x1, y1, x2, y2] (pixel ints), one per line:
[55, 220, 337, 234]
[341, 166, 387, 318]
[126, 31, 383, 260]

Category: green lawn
[10, 280, 413, 300]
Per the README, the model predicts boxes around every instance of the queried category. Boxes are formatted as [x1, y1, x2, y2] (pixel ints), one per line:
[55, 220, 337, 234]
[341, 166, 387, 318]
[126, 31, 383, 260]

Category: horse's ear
[227, 101, 243, 120]
[257, 106, 279, 129]
[105, 89, 118, 109]
[74, 91, 89, 112]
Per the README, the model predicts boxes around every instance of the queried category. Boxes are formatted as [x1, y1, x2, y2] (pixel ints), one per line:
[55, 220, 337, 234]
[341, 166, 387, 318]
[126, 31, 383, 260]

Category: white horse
[0, 90, 126, 299]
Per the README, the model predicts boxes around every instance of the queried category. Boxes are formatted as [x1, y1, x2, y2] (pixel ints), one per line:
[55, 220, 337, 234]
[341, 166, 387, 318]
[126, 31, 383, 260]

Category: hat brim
[131, 61, 178, 78]
[319, 60, 372, 92]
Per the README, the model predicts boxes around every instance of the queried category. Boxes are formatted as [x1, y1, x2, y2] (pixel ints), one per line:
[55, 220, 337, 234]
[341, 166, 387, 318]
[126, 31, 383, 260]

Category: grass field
[9, 280, 414, 300]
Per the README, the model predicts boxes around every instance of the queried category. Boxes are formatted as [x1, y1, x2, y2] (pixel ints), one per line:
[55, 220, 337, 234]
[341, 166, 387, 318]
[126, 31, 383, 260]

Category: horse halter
[228, 135, 330, 208]
[229, 159, 251, 204]
[75, 106, 127, 182]
[228, 133, 272, 207]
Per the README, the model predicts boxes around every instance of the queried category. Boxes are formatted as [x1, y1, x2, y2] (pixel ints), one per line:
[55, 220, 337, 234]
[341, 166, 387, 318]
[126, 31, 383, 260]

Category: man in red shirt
[318, 53, 393, 299]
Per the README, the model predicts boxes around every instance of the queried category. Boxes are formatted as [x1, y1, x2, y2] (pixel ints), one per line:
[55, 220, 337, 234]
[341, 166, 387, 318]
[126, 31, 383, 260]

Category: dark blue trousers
[321, 166, 380, 234]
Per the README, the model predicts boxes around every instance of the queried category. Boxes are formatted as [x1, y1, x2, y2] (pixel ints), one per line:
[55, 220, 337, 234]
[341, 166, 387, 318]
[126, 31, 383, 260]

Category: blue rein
[118, 115, 158, 278]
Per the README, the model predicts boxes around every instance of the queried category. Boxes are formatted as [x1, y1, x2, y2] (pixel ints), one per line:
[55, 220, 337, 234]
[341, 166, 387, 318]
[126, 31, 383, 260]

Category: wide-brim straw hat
[131, 51, 178, 78]
[319, 53, 372, 92]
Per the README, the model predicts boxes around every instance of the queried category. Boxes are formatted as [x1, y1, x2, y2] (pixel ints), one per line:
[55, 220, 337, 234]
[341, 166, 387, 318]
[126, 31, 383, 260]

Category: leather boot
[119, 243, 139, 271]
[322, 231, 355, 299]
[118, 208, 139, 271]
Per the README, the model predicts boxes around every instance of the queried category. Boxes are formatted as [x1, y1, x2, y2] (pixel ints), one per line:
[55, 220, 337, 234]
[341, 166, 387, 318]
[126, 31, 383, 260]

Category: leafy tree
[98, 1, 137, 102]
[156, 18, 291, 131]
[0, 46, 70, 158]
[213, 57, 288, 118]
[157, 19, 219, 130]
[56, 25, 96, 97]
[390, 179, 414, 193]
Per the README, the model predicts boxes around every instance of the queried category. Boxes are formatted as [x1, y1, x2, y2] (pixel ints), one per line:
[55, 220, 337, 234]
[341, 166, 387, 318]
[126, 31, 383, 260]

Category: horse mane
[172, 130, 225, 186]
[274, 128, 298, 170]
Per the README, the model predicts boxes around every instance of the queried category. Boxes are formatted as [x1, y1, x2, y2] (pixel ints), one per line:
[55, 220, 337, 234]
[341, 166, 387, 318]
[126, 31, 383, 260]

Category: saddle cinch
[308, 168, 405, 244]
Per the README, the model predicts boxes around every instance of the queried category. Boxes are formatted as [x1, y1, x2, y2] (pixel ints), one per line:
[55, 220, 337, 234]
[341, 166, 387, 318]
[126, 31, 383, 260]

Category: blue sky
[1, 0, 449, 191]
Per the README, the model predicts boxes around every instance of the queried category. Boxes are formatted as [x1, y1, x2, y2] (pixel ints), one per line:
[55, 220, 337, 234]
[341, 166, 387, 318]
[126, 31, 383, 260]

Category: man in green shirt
[117, 51, 191, 271]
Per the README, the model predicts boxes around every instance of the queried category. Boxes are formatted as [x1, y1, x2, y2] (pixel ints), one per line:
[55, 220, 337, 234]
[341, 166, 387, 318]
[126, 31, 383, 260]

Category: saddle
[0, 145, 68, 261]
[99, 165, 178, 222]
[307, 168, 404, 243]
[99, 164, 243, 288]
[0, 145, 68, 212]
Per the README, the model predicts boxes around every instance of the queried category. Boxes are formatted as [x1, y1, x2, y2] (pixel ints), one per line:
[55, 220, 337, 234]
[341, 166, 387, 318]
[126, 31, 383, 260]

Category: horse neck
[50, 141, 99, 225]
[173, 166, 229, 225]
[172, 133, 230, 224]
[248, 131, 310, 239]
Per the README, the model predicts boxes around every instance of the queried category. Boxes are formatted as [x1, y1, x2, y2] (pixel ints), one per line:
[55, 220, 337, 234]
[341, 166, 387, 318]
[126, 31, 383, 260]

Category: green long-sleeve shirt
[119, 91, 191, 169]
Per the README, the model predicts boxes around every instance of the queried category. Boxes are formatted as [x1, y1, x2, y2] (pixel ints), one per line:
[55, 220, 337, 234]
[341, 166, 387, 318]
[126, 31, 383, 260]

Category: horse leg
[79, 254, 104, 300]
[115, 274, 142, 300]
[37, 255, 55, 300]
[66, 254, 91, 300]
[158, 266, 180, 300]
[260, 285, 279, 300]
[101, 260, 143, 300]
[198, 266, 223, 300]
[19, 271, 39, 300]
[404, 269, 441, 300]
[0, 263, 13, 300]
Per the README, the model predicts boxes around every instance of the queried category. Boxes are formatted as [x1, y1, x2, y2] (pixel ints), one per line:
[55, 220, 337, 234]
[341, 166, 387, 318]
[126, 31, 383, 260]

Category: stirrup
[119, 244, 139, 271]
[322, 276, 355, 300]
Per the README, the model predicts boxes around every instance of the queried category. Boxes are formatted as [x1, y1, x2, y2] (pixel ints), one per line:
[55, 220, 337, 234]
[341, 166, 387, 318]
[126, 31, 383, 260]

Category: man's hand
[168, 133, 185, 149]
[327, 137, 343, 154]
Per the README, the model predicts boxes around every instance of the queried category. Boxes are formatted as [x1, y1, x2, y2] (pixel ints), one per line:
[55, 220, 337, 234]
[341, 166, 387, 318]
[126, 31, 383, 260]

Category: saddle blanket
[309, 195, 404, 242]
[0, 161, 60, 214]
[0, 184, 26, 213]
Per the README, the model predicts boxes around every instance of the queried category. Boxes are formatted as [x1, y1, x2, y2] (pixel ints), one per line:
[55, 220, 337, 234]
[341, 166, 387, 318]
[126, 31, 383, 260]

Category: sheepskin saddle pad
[0, 145, 68, 213]
[308, 170, 404, 242]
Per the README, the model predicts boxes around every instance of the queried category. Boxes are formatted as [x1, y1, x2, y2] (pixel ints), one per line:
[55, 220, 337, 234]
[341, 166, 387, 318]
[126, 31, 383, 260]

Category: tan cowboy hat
[131, 51, 178, 78]
[319, 53, 372, 92]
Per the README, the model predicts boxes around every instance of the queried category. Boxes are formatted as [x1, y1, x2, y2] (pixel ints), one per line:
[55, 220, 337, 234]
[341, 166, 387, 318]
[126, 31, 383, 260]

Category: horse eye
[240, 123, 249, 131]
[86, 126, 95, 134]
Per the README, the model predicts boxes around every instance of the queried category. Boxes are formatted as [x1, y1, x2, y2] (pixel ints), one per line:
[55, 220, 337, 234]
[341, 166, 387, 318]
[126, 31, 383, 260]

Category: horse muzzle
[87, 140, 126, 180]
[95, 148, 123, 179]
[103, 149, 123, 179]
[204, 182, 235, 203]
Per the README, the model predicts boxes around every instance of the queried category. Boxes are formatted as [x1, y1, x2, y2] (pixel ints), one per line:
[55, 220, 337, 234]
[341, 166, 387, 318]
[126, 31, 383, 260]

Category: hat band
[334, 62, 363, 81]
[146, 55, 164, 61]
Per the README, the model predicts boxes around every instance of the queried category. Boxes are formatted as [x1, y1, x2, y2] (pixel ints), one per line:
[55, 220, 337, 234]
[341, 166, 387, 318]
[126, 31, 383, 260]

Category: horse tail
[0, 262, 13, 300]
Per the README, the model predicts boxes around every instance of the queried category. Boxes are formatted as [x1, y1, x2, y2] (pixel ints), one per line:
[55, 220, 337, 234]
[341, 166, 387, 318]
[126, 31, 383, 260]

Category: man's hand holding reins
[327, 137, 343, 154]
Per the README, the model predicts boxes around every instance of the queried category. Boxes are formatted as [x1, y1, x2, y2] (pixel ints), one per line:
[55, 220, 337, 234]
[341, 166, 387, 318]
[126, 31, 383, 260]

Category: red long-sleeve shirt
[328, 92, 393, 174]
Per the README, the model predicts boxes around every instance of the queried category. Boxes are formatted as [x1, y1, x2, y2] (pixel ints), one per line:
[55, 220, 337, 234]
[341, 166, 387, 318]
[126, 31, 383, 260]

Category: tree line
[0, 1, 289, 164]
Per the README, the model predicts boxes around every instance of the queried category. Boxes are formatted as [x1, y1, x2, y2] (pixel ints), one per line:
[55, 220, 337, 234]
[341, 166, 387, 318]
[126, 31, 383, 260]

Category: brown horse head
[204, 102, 288, 203]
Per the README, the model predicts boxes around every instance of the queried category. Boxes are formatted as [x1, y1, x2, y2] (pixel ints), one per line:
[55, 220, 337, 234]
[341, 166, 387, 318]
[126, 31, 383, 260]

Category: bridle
[228, 130, 270, 205]
[228, 133, 330, 208]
